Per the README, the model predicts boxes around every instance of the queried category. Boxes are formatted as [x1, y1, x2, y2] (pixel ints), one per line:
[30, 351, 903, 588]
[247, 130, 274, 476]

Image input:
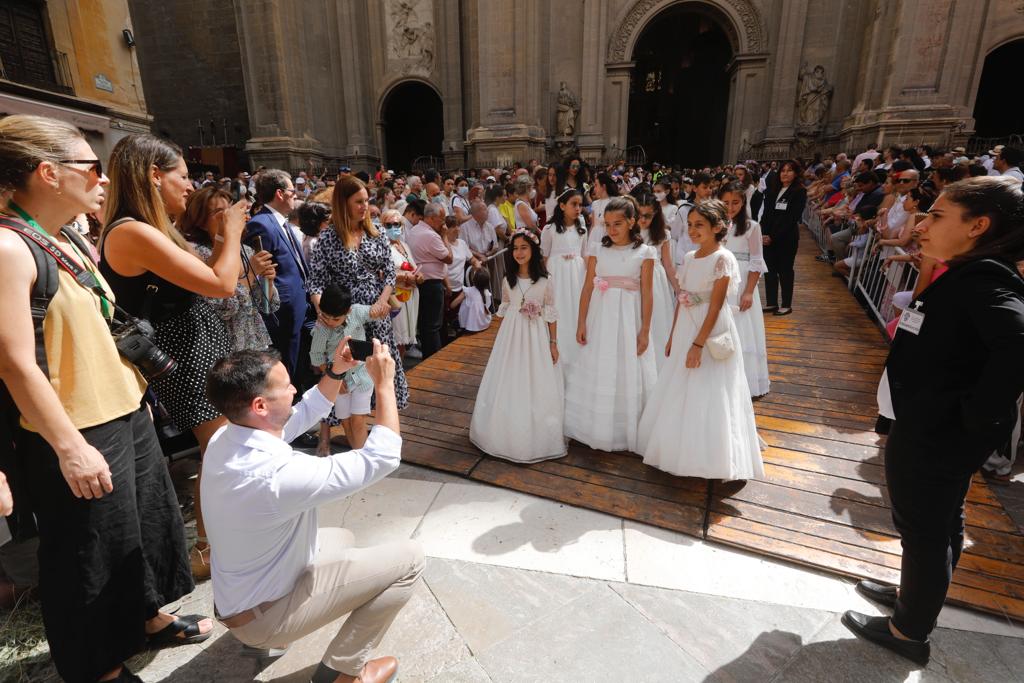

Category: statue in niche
[796, 64, 833, 133]
[556, 82, 579, 138]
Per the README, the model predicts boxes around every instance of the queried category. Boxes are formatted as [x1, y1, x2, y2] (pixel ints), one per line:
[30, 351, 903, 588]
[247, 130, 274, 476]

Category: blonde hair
[0, 114, 84, 195]
[103, 133, 188, 249]
[331, 175, 378, 240]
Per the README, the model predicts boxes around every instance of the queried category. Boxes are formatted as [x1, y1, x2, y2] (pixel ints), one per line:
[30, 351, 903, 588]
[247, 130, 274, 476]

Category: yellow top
[21, 239, 146, 431]
[499, 201, 516, 235]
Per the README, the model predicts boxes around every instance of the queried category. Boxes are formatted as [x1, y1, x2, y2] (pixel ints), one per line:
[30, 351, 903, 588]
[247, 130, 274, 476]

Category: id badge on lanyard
[775, 197, 788, 211]
[897, 301, 925, 335]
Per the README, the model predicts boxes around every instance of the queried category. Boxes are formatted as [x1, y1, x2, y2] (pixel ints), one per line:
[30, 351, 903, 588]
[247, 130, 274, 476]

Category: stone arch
[606, 0, 765, 64]
[377, 79, 444, 171]
[376, 76, 443, 120]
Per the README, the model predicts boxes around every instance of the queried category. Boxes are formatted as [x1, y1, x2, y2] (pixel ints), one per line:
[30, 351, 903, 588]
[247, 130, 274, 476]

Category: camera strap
[0, 217, 128, 323]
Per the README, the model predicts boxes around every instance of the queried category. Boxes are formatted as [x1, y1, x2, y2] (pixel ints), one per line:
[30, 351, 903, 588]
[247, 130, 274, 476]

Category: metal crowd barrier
[802, 202, 831, 255]
[846, 229, 919, 332]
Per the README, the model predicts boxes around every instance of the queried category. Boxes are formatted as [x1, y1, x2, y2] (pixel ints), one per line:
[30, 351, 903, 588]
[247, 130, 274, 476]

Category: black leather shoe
[841, 611, 929, 665]
[856, 579, 898, 607]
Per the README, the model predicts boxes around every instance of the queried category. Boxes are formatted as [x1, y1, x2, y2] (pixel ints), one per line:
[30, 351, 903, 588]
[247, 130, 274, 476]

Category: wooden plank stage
[388, 234, 1024, 622]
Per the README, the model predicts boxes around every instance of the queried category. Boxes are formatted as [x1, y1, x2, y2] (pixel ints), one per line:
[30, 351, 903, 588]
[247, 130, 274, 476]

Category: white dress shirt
[461, 217, 497, 255]
[1003, 167, 1024, 182]
[201, 386, 402, 617]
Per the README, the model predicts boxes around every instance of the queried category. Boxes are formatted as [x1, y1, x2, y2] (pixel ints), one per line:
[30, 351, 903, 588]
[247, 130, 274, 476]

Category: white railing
[846, 230, 920, 333]
[802, 202, 831, 255]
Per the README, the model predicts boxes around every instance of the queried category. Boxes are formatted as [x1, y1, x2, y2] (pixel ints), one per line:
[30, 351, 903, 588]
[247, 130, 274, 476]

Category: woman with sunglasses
[0, 115, 211, 682]
[384, 209, 422, 357]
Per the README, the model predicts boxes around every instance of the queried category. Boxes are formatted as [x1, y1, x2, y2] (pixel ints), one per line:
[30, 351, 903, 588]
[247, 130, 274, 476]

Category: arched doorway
[972, 39, 1024, 138]
[381, 81, 443, 172]
[626, 4, 734, 167]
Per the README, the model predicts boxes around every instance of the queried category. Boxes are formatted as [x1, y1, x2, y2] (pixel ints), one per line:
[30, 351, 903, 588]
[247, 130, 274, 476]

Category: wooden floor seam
[376, 231, 1024, 622]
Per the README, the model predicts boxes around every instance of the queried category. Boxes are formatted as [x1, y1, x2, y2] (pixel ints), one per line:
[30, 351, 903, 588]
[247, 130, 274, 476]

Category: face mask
[386, 226, 403, 241]
[529, 189, 537, 199]
[457, 186, 469, 197]
[654, 191, 667, 201]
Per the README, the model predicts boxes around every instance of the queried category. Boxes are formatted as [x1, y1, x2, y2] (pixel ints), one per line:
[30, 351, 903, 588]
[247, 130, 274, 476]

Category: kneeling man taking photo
[202, 337, 421, 683]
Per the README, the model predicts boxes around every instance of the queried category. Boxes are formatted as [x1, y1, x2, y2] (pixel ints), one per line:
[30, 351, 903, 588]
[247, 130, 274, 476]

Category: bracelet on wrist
[549, 340, 558, 345]
[692, 342, 704, 348]
[325, 367, 345, 380]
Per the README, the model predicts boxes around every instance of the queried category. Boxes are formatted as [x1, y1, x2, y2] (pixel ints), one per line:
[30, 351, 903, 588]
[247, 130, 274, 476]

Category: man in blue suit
[245, 169, 309, 379]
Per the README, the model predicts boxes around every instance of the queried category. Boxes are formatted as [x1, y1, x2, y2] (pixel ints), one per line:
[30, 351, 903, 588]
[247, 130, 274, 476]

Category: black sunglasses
[60, 159, 103, 177]
[383, 222, 402, 229]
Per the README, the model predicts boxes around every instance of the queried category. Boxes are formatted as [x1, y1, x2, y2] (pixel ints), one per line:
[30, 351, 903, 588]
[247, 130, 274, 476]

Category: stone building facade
[0, 0, 152, 161]
[126, 0, 1024, 171]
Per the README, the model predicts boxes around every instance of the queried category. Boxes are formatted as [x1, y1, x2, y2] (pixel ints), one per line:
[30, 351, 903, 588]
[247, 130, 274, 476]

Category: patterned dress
[308, 226, 409, 409]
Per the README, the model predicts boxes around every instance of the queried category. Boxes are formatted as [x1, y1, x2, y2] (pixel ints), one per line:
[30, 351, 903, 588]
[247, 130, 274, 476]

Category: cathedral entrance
[381, 81, 443, 172]
[626, 4, 733, 168]
[972, 38, 1024, 138]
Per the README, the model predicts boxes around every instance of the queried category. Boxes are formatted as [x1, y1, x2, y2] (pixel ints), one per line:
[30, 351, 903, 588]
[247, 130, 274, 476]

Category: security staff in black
[842, 176, 1024, 665]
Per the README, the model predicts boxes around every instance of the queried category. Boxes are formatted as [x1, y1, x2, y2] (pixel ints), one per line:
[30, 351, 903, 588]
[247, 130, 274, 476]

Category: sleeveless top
[99, 220, 196, 323]
[514, 200, 537, 229]
[29, 234, 146, 431]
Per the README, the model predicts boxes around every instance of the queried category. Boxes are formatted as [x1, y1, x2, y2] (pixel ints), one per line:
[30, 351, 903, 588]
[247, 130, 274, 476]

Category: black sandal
[147, 614, 213, 647]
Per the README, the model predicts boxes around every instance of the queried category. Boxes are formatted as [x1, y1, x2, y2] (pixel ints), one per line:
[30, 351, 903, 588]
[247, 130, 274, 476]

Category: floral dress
[192, 242, 279, 352]
[308, 226, 409, 409]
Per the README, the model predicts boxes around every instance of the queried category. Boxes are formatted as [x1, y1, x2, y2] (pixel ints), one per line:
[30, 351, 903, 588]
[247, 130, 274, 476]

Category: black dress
[100, 227, 231, 431]
[885, 258, 1024, 640]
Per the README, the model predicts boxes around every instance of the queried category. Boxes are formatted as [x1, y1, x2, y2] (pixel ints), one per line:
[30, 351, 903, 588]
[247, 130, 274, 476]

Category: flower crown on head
[510, 228, 540, 245]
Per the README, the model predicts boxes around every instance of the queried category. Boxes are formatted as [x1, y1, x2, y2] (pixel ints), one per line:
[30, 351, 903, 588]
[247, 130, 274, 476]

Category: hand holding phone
[348, 339, 374, 361]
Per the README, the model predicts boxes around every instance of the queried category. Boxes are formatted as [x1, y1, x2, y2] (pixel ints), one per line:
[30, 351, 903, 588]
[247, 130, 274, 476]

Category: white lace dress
[638, 248, 764, 480]
[541, 223, 588, 366]
[723, 220, 771, 397]
[564, 243, 658, 452]
[470, 276, 566, 462]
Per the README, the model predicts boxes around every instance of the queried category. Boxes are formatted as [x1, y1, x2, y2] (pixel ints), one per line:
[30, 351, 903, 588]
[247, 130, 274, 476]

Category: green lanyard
[8, 201, 112, 319]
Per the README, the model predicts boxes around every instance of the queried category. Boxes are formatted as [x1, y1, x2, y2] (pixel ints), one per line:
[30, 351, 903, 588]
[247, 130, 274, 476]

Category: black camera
[111, 317, 177, 381]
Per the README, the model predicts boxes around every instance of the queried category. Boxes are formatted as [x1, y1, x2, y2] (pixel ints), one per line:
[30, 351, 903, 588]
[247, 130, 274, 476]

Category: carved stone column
[577, 0, 608, 160]
[602, 61, 634, 159]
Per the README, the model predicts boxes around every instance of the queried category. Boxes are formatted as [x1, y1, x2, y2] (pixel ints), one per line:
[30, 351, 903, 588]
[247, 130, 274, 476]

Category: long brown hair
[942, 176, 1024, 267]
[103, 133, 188, 249]
[331, 175, 377, 241]
[178, 186, 233, 246]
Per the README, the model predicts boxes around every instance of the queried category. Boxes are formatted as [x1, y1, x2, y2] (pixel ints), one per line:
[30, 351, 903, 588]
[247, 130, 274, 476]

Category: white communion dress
[638, 248, 764, 480]
[541, 222, 588, 366]
[564, 243, 658, 452]
[723, 220, 771, 397]
[469, 276, 566, 462]
[642, 228, 678, 372]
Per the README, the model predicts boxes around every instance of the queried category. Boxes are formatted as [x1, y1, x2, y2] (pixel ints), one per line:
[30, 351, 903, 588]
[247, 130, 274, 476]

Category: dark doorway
[627, 6, 733, 167]
[972, 39, 1024, 138]
[381, 81, 443, 172]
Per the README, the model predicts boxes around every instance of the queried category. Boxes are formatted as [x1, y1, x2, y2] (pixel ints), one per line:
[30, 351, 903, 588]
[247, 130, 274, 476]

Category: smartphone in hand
[348, 339, 374, 361]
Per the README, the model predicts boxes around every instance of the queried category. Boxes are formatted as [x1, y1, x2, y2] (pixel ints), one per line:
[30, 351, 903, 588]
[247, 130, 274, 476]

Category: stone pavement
[18, 464, 1024, 682]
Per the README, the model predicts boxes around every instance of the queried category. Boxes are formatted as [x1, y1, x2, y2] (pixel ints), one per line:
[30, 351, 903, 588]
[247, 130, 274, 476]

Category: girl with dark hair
[634, 191, 679, 371]
[543, 165, 559, 220]
[587, 171, 618, 252]
[458, 267, 493, 333]
[844, 176, 1024, 665]
[638, 199, 763, 480]
[761, 159, 807, 315]
[719, 182, 770, 397]
[296, 200, 331, 262]
[565, 196, 657, 452]
[469, 230, 565, 462]
[541, 189, 588, 365]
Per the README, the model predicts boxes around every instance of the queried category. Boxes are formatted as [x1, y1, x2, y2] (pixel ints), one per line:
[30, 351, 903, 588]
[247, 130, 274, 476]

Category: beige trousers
[230, 528, 424, 676]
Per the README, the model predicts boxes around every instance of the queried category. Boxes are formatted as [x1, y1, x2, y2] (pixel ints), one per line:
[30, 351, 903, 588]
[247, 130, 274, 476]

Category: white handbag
[684, 305, 734, 360]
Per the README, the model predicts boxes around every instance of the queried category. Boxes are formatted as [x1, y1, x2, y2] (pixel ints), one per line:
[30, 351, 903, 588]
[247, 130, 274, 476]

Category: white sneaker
[406, 346, 423, 359]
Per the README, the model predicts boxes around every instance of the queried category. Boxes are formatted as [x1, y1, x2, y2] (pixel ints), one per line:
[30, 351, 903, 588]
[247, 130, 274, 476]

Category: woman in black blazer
[843, 176, 1024, 665]
[760, 160, 807, 315]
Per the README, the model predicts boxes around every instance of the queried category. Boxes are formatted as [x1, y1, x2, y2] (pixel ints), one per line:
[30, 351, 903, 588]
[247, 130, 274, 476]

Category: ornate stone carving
[795, 63, 833, 134]
[607, 0, 764, 62]
[387, 0, 435, 75]
[556, 81, 579, 137]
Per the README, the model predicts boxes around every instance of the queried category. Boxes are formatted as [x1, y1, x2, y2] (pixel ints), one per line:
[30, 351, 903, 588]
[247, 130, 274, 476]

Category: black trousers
[417, 279, 446, 358]
[20, 407, 193, 682]
[885, 421, 982, 641]
[764, 237, 798, 308]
